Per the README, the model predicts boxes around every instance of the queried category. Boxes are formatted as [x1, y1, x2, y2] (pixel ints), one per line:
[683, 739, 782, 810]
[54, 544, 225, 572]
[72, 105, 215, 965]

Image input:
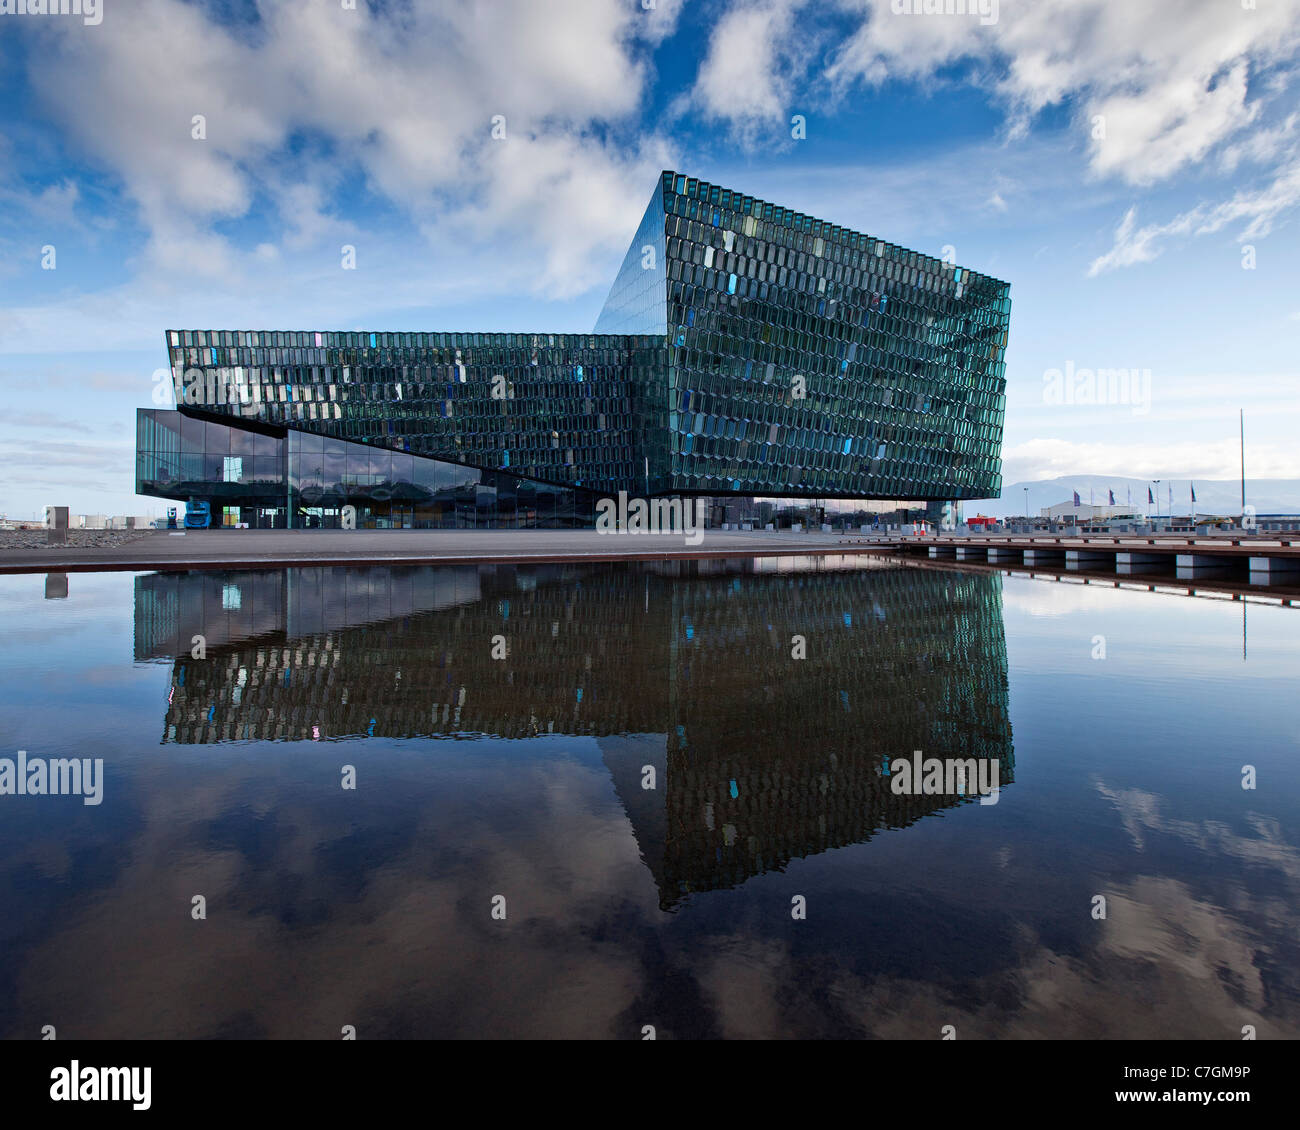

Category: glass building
[136, 171, 1011, 529]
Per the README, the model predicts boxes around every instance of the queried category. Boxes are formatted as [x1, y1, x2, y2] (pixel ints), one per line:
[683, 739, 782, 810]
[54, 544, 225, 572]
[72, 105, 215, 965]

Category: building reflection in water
[135, 557, 1014, 908]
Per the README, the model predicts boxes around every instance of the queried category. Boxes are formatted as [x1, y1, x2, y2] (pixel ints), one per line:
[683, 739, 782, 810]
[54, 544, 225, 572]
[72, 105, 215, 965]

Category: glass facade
[592, 181, 668, 337]
[138, 170, 1010, 517]
[136, 409, 597, 528]
[135, 557, 1013, 905]
[647, 172, 1010, 499]
[136, 408, 286, 527]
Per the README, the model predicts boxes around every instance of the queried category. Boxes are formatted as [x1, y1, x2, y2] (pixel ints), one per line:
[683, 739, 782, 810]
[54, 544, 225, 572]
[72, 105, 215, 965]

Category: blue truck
[183, 500, 211, 529]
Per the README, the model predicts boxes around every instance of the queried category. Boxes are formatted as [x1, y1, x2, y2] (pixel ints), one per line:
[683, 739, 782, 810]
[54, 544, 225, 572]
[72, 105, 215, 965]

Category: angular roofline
[657, 168, 1010, 295]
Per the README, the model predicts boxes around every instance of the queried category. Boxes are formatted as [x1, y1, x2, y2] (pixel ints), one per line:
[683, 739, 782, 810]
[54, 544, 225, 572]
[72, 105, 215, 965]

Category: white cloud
[678, 1, 1300, 277]
[20, 0, 676, 292]
[637, 0, 688, 45]
[1220, 111, 1299, 174]
[1086, 205, 1194, 276]
[1001, 436, 1300, 482]
[684, 0, 814, 144]
[1001, 581, 1117, 619]
[827, 0, 1300, 187]
[434, 131, 676, 299]
[1088, 152, 1300, 275]
[0, 178, 82, 228]
[1087, 62, 1257, 186]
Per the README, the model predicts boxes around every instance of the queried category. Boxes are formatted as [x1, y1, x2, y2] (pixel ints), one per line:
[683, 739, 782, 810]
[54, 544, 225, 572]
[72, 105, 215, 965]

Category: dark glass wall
[592, 184, 669, 337]
[137, 409, 599, 529]
[136, 408, 287, 527]
[135, 558, 1014, 906]
[162, 333, 665, 498]
[643, 171, 1010, 500]
[150, 171, 1010, 504]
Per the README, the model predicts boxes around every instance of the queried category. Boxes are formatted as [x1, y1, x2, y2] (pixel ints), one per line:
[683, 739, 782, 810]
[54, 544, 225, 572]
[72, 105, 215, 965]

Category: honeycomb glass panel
[141, 172, 1009, 518]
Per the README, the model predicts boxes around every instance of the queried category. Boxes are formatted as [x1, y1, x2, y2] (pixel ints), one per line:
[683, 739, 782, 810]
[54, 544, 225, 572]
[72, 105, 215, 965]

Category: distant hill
[963, 476, 1300, 519]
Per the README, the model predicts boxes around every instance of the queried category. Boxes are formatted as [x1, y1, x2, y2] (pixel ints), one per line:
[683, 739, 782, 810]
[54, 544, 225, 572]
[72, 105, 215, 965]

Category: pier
[861, 532, 1300, 592]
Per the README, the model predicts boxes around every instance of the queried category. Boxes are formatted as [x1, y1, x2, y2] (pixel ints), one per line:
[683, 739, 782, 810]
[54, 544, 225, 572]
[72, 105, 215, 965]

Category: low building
[1039, 499, 1132, 523]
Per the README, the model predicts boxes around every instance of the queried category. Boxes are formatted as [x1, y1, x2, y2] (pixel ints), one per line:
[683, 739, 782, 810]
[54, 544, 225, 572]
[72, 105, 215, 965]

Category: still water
[1, 557, 1297, 1039]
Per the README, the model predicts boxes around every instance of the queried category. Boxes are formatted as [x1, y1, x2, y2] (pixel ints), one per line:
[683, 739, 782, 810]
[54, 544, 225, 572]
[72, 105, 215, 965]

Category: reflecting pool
[0, 557, 1296, 1038]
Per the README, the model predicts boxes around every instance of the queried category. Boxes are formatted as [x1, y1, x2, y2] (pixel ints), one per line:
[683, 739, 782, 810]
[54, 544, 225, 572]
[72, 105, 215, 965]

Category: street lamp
[1152, 479, 1161, 527]
[1023, 486, 1029, 527]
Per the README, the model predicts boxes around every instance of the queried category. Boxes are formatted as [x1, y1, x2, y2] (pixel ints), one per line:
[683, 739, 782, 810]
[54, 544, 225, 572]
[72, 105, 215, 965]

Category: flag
[1148, 487, 1154, 504]
[1109, 489, 1115, 506]
[1191, 483, 1196, 503]
[1073, 490, 1081, 507]
[1127, 486, 1132, 506]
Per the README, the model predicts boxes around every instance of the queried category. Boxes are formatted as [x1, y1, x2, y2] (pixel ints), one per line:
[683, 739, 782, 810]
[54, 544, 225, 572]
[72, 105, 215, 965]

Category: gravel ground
[0, 529, 157, 550]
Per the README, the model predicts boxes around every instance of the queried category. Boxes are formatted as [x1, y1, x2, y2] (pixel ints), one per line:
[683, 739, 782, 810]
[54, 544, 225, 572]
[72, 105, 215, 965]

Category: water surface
[1, 557, 1296, 1039]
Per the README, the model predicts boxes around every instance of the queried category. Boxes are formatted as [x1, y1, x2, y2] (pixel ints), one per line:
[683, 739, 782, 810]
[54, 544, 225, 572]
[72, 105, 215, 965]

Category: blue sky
[1, 0, 1299, 518]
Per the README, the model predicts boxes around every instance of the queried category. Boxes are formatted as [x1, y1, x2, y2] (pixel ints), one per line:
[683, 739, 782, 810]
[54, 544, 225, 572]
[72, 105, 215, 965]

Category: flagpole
[1240, 409, 1246, 516]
